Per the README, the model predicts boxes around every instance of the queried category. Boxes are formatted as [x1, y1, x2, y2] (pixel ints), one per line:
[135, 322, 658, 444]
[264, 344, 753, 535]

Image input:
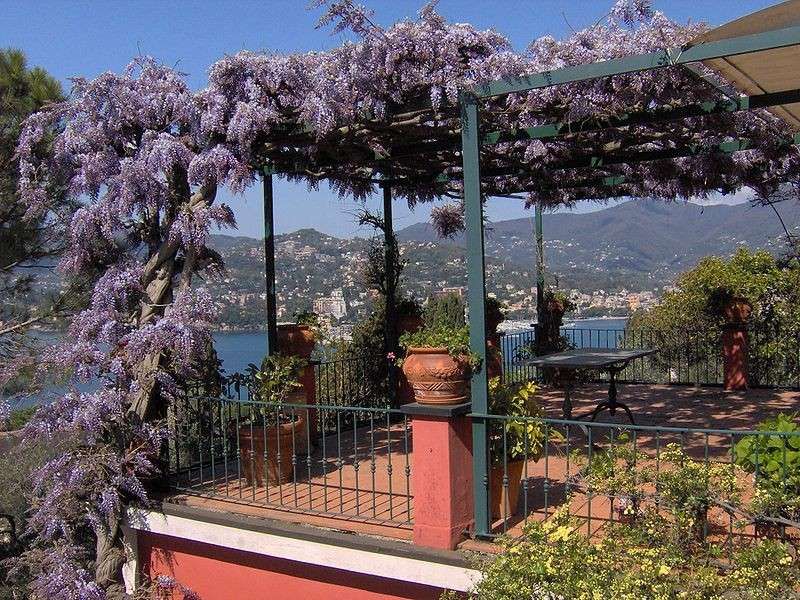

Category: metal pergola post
[535, 203, 545, 326]
[262, 167, 278, 357]
[382, 178, 397, 405]
[461, 92, 491, 537]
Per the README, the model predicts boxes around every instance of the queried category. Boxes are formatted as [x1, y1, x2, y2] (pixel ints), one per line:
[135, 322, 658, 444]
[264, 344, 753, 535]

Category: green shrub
[456, 503, 800, 599]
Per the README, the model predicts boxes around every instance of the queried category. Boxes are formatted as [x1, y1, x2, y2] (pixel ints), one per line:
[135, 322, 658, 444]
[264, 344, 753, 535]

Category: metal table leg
[587, 366, 635, 424]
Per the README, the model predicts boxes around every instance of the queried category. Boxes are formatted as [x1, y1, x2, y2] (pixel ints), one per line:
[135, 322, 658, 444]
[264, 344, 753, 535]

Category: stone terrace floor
[167, 383, 800, 543]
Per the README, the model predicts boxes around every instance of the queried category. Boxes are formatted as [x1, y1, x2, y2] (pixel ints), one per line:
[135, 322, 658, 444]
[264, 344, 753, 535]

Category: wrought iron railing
[748, 326, 800, 389]
[497, 328, 537, 384]
[168, 395, 413, 526]
[559, 326, 725, 386]
[475, 413, 800, 547]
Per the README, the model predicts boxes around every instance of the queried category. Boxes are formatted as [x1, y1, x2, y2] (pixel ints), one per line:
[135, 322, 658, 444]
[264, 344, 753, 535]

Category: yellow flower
[548, 524, 574, 542]
[658, 565, 671, 576]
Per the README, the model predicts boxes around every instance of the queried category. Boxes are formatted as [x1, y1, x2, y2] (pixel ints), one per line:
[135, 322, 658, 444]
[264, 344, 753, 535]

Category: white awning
[693, 0, 800, 129]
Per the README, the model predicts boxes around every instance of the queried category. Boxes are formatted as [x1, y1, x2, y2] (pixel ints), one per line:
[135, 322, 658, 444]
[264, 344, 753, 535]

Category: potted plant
[278, 312, 318, 358]
[400, 324, 478, 405]
[484, 297, 506, 379]
[485, 296, 506, 338]
[487, 378, 546, 520]
[237, 354, 307, 487]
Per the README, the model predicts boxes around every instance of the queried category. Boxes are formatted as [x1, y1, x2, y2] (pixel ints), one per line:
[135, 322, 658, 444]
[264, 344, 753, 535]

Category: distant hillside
[397, 200, 800, 289]
[199, 199, 800, 329]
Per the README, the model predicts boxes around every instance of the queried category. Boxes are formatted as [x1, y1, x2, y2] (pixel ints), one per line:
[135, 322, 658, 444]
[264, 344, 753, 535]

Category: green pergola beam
[482, 88, 800, 146]
[472, 25, 800, 99]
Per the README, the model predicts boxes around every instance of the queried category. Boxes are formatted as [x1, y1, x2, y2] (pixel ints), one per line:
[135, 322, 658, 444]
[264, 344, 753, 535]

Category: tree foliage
[0, 49, 70, 367]
[630, 248, 800, 385]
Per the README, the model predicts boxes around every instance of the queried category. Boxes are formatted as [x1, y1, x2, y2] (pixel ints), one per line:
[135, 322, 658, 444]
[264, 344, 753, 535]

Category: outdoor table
[522, 348, 657, 424]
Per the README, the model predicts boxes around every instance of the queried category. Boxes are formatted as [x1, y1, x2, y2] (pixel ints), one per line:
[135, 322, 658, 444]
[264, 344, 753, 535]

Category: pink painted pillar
[723, 324, 748, 391]
[403, 403, 474, 550]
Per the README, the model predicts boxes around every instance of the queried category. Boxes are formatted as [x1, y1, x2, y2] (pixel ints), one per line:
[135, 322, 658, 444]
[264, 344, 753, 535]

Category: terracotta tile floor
[168, 383, 800, 541]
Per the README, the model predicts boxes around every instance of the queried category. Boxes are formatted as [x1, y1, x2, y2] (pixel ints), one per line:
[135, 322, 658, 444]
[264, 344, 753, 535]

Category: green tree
[630, 248, 800, 385]
[0, 49, 69, 352]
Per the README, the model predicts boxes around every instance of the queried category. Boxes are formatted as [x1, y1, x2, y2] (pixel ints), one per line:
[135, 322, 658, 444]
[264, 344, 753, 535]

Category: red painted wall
[139, 532, 445, 600]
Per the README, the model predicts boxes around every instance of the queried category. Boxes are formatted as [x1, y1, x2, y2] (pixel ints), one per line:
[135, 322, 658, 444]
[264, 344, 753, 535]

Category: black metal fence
[168, 395, 413, 526]
[476, 413, 800, 546]
[499, 325, 800, 389]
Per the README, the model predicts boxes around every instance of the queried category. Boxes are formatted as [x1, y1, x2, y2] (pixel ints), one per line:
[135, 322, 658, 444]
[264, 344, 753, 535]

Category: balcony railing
[170, 326, 800, 530]
[477, 413, 800, 548]
[167, 395, 413, 527]
[501, 325, 800, 389]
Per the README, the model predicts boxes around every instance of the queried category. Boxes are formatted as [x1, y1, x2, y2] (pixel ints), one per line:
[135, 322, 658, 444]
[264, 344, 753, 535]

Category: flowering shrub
[455, 504, 800, 599]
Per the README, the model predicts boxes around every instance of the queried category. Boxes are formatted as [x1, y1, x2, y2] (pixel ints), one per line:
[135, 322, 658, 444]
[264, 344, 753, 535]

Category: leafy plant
[399, 324, 482, 371]
[659, 444, 741, 539]
[580, 433, 652, 518]
[248, 354, 306, 425]
[735, 413, 800, 521]
[460, 501, 800, 600]
[487, 378, 547, 464]
[735, 413, 800, 487]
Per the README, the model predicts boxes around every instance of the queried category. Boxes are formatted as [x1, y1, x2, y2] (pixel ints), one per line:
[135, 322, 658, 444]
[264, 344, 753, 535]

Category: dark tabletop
[521, 347, 657, 369]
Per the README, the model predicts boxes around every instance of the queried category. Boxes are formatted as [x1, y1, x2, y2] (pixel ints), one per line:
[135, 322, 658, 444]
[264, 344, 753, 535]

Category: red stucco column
[723, 324, 748, 391]
[402, 402, 474, 550]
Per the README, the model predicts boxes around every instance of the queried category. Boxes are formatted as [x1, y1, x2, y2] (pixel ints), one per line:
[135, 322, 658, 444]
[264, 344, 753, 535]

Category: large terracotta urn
[277, 324, 316, 359]
[402, 347, 470, 405]
[723, 297, 752, 324]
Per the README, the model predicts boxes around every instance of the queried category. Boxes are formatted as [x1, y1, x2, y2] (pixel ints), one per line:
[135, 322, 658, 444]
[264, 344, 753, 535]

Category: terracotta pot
[402, 347, 469, 405]
[238, 412, 305, 487]
[277, 324, 315, 358]
[486, 337, 503, 380]
[723, 298, 752, 324]
[545, 299, 565, 315]
[490, 459, 525, 520]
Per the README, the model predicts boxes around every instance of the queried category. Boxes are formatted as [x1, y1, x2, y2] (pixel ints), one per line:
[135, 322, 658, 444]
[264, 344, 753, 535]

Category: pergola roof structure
[243, 5, 800, 214]
[459, 2, 800, 538]
[698, 0, 800, 129]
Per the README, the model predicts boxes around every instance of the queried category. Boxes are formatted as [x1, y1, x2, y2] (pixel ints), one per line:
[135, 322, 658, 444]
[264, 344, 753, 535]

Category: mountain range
[203, 199, 800, 328]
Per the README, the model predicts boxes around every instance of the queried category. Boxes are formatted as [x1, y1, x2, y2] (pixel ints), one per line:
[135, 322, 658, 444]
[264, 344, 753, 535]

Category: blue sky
[3, 0, 776, 238]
